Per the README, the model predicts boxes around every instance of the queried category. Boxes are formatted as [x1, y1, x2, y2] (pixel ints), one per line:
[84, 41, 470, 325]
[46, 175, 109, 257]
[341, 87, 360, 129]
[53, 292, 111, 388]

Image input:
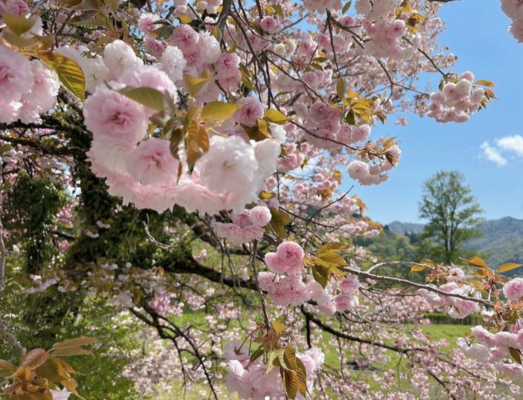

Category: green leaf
[249, 345, 264, 363]
[2, 30, 41, 48]
[337, 78, 346, 100]
[243, 120, 271, 142]
[185, 120, 209, 170]
[264, 109, 291, 125]
[509, 347, 522, 364]
[312, 262, 330, 288]
[273, 4, 285, 17]
[266, 349, 284, 373]
[152, 25, 174, 39]
[40, 52, 86, 101]
[211, 25, 222, 42]
[69, 13, 107, 27]
[2, 13, 39, 36]
[118, 87, 165, 112]
[498, 263, 523, 273]
[183, 71, 211, 97]
[269, 208, 292, 240]
[201, 101, 243, 121]
[239, 64, 254, 90]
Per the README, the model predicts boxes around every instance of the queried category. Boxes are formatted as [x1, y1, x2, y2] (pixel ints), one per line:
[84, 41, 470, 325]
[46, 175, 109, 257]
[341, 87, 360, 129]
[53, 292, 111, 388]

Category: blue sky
[350, 0, 523, 225]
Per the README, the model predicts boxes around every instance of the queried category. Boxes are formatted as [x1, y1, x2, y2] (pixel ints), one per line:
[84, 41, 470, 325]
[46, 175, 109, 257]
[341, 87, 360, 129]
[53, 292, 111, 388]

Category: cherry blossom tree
[0, 0, 523, 399]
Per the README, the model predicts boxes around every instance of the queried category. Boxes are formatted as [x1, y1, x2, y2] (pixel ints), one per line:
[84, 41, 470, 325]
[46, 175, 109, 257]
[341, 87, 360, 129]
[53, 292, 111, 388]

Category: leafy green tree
[418, 171, 484, 264]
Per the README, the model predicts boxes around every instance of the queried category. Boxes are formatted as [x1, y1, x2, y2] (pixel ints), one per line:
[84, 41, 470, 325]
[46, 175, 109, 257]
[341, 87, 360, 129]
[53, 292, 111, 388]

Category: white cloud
[481, 141, 507, 167]
[496, 135, 523, 157]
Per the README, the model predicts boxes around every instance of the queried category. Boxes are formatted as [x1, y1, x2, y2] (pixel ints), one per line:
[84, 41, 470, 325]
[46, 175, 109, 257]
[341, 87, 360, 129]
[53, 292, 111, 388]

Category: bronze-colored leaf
[509, 347, 522, 364]
[51, 337, 97, 350]
[36, 358, 71, 383]
[318, 250, 347, 266]
[318, 242, 350, 254]
[21, 349, 50, 370]
[185, 120, 209, 170]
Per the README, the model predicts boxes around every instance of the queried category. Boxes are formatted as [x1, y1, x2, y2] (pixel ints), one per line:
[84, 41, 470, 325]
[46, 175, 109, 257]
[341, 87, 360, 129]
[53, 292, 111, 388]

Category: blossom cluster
[0, 46, 59, 124]
[78, 39, 282, 214]
[213, 205, 272, 246]
[501, 0, 523, 42]
[458, 325, 523, 376]
[417, 281, 481, 319]
[224, 340, 324, 400]
[426, 72, 487, 123]
[259, 242, 360, 314]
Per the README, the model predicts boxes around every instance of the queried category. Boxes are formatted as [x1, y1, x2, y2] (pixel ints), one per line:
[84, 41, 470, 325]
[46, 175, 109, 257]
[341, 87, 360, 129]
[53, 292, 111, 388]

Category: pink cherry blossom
[234, 97, 266, 127]
[125, 138, 179, 186]
[84, 85, 148, 146]
[249, 206, 272, 227]
[504, 277, 523, 301]
[0, 45, 34, 103]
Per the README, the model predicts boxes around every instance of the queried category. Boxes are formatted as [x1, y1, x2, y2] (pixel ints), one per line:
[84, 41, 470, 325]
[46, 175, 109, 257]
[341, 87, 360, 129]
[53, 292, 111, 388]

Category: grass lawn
[416, 323, 471, 351]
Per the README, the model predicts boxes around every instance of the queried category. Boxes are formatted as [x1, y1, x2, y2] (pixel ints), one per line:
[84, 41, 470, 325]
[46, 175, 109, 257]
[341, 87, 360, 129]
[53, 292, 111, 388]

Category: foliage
[418, 171, 484, 264]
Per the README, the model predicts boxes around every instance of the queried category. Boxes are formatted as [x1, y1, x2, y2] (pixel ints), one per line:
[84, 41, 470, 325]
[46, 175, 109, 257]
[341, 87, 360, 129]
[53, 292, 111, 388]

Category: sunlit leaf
[272, 321, 287, 335]
[318, 242, 350, 255]
[318, 250, 347, 266]
[498, 263, 523, 274]
[264, 109, 291, 125]
[410, 265, 427, 273]
[475, 79, 495, 88]
[183, 71, 211, 97]
[40, 52, 86, 101]
[185, 120, 209, 170]
[118, 87, 165, 112]
[467, 256, 488, 269]
[201, 101, 243, 121]
[259, 191, 275, 200]
[2, 13, 38, 36]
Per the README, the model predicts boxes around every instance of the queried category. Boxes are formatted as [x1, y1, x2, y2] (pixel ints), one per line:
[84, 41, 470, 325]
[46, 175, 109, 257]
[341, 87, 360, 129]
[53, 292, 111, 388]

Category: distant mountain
[388, 221, 424, 235]
[386, 217, 523, 271]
